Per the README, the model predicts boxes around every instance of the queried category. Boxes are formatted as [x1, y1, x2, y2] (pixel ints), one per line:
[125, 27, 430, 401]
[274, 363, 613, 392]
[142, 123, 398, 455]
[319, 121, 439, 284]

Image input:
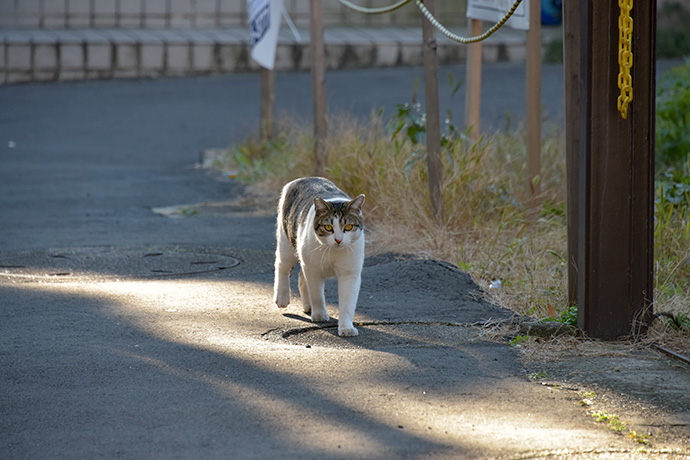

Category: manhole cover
[263, 321, 485, 349]
[0, 246, 240, 281]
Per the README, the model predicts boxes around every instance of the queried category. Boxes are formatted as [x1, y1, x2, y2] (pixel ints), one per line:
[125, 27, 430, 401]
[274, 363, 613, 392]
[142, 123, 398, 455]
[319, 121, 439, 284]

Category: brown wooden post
[260, 67, 275, 140]
[465, 19, 483, 142]
[309, 0, 327, 176]
[569, 0, 655, 339]
[421, 0, 444, 221]
[525, 0, 541, 198]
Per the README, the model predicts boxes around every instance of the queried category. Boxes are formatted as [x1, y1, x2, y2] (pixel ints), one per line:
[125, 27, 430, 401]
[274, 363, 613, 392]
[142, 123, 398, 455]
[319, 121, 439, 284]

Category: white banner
[466, 0, 530, 31]
[248, 0, 284, 69]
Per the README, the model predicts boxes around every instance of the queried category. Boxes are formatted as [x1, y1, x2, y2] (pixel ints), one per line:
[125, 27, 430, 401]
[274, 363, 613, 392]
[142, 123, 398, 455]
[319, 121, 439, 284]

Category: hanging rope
[617, 0, 633, 119]
[415, 0, 523, 44]
[335, 0, 412, 15]
[336, 0, 524, 44]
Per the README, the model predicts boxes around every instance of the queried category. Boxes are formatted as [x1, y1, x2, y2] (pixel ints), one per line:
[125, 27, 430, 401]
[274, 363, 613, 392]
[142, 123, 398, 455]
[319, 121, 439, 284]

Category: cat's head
[313, 195, 365, 248]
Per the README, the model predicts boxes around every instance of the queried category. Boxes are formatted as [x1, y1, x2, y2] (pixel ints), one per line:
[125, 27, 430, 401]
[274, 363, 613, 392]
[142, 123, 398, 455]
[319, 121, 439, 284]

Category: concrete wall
[0, 0, 468, 29]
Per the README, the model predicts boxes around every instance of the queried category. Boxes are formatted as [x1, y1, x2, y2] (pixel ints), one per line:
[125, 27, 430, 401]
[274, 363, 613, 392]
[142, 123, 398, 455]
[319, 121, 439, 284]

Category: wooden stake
[526, 0, 541, 198]
[465, 19, 483, 142]
[309, 0, 327, 176]
[260, 67, 275, 140]
[421, 0, 444, 222]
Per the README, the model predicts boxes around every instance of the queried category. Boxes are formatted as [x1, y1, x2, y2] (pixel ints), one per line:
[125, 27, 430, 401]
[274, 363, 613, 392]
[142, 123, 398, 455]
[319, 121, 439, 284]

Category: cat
[273, 177, 366, 337]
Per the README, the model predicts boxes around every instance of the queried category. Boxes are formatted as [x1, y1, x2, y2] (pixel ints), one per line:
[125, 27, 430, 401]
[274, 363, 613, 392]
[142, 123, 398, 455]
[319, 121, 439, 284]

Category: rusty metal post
[421, 0, 444, 222]
[564, 0, 581, 308]
[309, 0, 327, 176]
[570, 0, 655, 339]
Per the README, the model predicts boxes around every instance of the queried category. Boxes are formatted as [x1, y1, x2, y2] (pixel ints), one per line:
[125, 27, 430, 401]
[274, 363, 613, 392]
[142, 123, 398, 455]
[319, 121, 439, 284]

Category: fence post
[465, 19, 483, 143]
[421, 0, 444, 221]
[309, 0, 327, 176]
[525, 0, 541, 198]
[260, 68, 275, 139]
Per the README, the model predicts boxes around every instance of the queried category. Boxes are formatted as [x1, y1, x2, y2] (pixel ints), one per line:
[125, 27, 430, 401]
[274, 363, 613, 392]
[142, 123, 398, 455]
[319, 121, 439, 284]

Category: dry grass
[221, 112, 689, 352]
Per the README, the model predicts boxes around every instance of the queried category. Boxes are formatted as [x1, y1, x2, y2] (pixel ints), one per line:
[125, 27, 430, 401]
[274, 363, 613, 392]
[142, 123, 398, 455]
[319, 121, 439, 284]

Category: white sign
[248, 0, 284, 69]
[466, 0, 530, 31]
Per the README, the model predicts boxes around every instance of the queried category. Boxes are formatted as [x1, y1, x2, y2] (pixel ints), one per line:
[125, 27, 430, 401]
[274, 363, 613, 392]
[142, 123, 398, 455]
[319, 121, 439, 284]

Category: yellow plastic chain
[617, 0, 633, 119]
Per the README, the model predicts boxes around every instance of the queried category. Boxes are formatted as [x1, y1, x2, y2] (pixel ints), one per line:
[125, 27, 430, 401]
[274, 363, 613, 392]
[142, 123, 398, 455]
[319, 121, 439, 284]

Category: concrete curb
[0, 26, 533, 84]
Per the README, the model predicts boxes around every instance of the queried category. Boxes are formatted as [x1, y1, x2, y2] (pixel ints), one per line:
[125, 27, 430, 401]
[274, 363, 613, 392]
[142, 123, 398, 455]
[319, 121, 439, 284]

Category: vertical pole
[526, 0, 541, 198]
[631, 0, 657, 337]
[421, 0, 444, 222]
[563, 0, 581, 308]
[309, 0, 327, 176]
[574, 0, 655, 339]
[465, 19, 483, 143]
[260, 67, 275, 140]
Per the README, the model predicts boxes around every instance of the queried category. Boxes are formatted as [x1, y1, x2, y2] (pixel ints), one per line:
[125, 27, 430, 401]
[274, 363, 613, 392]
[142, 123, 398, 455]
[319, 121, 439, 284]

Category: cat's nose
[334, 238, 342, 245]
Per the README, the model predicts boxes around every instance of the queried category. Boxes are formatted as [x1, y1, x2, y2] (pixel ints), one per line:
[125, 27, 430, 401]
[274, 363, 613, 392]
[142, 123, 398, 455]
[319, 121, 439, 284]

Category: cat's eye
[324, 224, 333, 232]
[344, 224, 354, 231]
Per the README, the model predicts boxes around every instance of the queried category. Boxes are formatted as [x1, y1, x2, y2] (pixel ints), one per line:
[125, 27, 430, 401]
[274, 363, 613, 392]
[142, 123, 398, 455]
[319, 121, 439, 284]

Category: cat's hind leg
[298, 269, 311, 314]
[273, 231, 297, 308]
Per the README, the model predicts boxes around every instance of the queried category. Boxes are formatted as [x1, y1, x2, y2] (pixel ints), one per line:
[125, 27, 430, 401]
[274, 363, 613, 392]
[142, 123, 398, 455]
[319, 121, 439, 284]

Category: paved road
[0, 62, 570, 251]
[2, 64, 689, 459]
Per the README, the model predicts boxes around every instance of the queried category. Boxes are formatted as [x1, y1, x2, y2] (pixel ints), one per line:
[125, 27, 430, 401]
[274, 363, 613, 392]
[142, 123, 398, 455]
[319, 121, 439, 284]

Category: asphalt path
[0, 61, 572, 251]
[2, 62, 689, 459]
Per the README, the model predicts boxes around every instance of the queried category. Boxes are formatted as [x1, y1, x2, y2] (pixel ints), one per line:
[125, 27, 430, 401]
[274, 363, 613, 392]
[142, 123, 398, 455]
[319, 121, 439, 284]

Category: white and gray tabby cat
[273, 177, 365, 337]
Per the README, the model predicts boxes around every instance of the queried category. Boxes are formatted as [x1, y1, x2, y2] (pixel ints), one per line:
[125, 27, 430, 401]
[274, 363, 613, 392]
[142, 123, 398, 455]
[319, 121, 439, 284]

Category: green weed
[628, 430, 651, 445]
[578, 391, 596, 407]
[509, 335, 532, 346]
[590, 410, 627, 432]
[656, 56, 690, 173]
[555, 305, 578, 327]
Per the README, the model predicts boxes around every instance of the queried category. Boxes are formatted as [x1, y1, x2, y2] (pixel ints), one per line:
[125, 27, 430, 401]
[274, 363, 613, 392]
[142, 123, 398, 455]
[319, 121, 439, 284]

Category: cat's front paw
[311, 311, 330, 323]
[274, 291, 290, 308]
[338, 325, 359, 337]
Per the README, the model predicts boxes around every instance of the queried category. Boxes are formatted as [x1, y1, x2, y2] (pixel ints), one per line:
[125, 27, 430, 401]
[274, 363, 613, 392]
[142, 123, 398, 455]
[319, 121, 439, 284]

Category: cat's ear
[349, 194, 365, 213]
[314, 197, 329, 214]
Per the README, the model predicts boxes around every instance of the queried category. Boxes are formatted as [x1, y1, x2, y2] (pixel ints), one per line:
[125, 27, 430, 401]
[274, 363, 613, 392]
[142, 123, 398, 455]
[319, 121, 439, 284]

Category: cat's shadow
[282, 313, 322, 324]
[281, 312, 342, 330]
[281, 312, 456, 350]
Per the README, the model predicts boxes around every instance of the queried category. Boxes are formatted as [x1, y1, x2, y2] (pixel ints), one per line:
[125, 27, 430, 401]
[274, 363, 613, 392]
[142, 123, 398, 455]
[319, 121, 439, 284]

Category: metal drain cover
[0, 246, 240, 281]
[264, 321, 484, 349]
